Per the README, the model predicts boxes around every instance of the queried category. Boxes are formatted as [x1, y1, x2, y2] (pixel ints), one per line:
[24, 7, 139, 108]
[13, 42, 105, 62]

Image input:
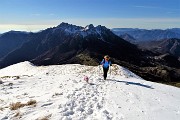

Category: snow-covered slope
[0, 62, 180, 120]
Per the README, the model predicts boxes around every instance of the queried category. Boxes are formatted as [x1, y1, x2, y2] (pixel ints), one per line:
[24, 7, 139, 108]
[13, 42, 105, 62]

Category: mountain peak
[96, 25, 109, 31]
[84, 24, 94, 30]
[56, 22, 109, 34]
[57, 22, 82, 29]
[55, 23, 110, 37]
[58, 22, 70, 27]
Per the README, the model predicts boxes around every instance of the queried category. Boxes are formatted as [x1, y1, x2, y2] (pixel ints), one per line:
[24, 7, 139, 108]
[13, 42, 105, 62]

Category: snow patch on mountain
[53, 22, 109, 39]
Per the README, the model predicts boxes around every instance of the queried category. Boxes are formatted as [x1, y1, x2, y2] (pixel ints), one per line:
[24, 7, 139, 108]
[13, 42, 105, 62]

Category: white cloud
[0, 18, 180, 33]
[0, 24, 55, 33]
[134, 5, 160, 9]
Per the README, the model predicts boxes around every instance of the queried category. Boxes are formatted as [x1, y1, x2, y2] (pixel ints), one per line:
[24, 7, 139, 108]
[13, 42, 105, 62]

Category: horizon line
[0, 21, 180, 34]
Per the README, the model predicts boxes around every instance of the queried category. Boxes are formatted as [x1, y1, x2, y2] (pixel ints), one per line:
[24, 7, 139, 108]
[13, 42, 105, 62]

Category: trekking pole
[99, 65, 101, 75]
[109, 65, 111, 78]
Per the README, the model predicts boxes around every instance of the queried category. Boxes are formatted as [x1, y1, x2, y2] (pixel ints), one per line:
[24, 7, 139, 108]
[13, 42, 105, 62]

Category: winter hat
[104, 55, 110, 60]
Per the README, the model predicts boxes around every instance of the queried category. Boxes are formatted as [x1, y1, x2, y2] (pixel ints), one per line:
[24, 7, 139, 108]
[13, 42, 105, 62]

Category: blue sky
[0, 0, 180, 33]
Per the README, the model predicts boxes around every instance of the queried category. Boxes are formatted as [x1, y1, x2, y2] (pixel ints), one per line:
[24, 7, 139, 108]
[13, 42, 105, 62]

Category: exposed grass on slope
[10, 100, 37, 110]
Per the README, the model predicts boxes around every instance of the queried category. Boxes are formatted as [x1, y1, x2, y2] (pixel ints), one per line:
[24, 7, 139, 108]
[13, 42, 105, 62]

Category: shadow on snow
[109, 79, 154, 89]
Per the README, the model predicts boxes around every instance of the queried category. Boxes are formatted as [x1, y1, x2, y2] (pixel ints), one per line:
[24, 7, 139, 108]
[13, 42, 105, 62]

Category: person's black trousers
[103, 67, 109, 80]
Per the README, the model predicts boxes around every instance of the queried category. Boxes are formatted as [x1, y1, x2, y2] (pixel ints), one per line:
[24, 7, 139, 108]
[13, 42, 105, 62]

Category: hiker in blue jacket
[100, 55, 112, 80]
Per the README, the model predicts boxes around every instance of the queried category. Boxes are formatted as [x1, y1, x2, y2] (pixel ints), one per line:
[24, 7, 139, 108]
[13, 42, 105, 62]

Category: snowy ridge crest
[0, 61, 180, 120]
[0, 61, 141, 79]
[0, 61, 36, 76]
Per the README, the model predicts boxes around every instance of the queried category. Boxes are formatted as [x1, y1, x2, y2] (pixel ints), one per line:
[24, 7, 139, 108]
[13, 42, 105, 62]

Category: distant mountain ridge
[0, 22, 141, 68]
[0, 23, 179, 85]
[0, 31, 29, 59]
[120, 33, 137, 44]
[138, 38, 180, 59]
[112, 28, 180, 41]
